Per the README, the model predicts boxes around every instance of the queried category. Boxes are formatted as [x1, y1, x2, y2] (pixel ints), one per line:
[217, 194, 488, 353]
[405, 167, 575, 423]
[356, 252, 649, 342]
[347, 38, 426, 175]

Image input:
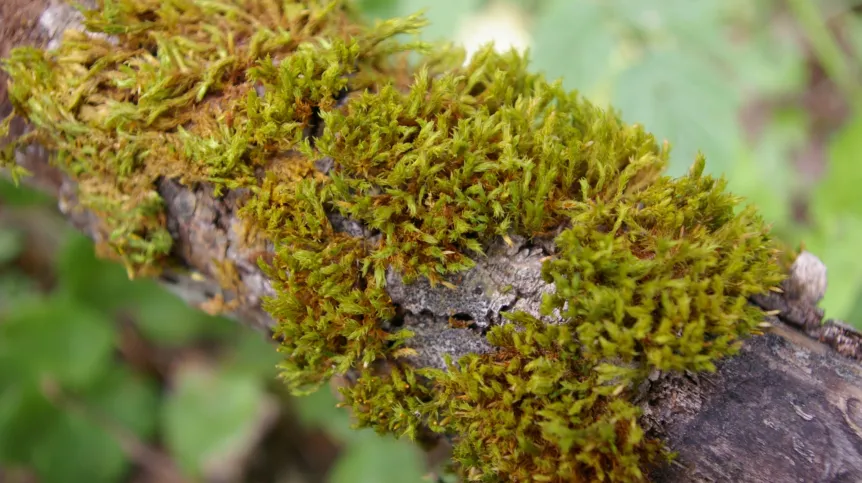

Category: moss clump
[411, 159, 779, 481]
[1, 1, 784, 481]
[338, 159, 780, 482]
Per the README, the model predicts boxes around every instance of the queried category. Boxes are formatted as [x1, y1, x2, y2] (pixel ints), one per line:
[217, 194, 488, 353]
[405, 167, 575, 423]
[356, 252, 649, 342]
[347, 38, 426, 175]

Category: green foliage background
[1, 0, 861, 482]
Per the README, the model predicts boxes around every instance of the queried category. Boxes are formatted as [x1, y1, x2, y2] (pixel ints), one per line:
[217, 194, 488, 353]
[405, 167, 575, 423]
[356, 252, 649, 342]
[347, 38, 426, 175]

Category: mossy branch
[1, 1, 862, 481]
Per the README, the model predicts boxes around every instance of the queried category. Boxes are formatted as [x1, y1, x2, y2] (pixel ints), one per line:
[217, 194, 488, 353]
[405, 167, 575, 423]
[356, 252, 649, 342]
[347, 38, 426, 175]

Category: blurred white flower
[455, 2, 532, 61]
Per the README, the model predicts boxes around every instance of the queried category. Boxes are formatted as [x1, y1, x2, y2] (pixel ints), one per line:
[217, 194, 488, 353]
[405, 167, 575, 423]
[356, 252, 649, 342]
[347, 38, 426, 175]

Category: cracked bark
[2, 2, 862, 481]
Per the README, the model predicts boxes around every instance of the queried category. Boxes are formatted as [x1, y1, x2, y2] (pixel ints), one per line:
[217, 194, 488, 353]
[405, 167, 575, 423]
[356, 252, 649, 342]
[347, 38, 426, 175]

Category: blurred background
[1, 0, 861, 482]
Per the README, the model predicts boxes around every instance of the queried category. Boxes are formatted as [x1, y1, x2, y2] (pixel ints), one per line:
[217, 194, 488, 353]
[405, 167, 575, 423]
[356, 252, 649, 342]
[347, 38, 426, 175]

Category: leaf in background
[607, 0, 726, 46]
[613, 49, 743, 176]
[393, 0, 483, 42]
[130, 279, 236, 345]
[728, 149, 789, 231]
[806, 112, 862, 322]
[797, 216, 862, 323]
[844, 12, 862, 71]
[226, 329, 283, 378]
[530, 0, 617, 97]
[846, 287, 862, 328]
[0, 296, 115, 389]
[531, 0, 748, 176]
[0, 179, 54, 207]
[29, 403, 129, 483]
[83, 366, 160, 442]
[294, 386, 358, 444]
[727, 108, 807, 229]
[328, 432, 426, 483]
[162, 363, 271, 479]
[0, 227, 24, 265]
[354, 0, 400, 21]
[0, 384, 62, 463]
[729, 29, 807, 96]
[0, 376, 145, 483]
[297, 388, 427, 481]
[0, 269, 40, 311]
[55, 234, 141, 313]
[813, 111, 862, 219]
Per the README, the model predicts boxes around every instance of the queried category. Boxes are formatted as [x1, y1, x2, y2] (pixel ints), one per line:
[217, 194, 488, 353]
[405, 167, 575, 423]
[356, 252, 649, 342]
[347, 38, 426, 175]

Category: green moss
[1, 1, 784, 481]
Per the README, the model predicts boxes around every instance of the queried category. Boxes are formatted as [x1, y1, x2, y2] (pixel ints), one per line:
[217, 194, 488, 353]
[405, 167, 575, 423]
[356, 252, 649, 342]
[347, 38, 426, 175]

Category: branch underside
[2, 2, 862, 482]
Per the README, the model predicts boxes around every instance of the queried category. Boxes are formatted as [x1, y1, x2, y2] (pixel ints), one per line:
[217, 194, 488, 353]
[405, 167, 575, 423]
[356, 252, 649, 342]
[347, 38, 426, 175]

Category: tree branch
[2, 2, 862, 481]
[2, 0, 277, 333]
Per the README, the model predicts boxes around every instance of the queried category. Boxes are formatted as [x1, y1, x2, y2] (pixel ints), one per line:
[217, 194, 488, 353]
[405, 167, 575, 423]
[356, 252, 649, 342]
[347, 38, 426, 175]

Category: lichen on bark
[0, 1, 785, 481]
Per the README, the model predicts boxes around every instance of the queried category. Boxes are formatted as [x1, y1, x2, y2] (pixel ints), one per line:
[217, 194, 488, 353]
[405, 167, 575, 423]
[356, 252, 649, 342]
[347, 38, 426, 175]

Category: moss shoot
[1, 1, 783, 481]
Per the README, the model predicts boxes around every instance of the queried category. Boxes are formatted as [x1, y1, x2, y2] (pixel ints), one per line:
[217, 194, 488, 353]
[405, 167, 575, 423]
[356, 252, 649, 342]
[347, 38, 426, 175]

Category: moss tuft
[1, 1, 784, 480]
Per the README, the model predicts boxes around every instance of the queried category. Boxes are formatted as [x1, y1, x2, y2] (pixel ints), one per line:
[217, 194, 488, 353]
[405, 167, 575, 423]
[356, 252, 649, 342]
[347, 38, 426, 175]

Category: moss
[0, 1, 784, 481]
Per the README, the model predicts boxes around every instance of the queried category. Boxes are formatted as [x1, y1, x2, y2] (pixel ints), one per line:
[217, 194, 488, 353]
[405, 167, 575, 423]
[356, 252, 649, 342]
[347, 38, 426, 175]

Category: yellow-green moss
[0, 1, 784, 481]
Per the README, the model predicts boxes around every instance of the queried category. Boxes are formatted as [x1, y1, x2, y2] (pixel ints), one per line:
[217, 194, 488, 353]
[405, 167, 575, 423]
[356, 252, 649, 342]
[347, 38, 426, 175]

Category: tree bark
[2, 2, 862, 481]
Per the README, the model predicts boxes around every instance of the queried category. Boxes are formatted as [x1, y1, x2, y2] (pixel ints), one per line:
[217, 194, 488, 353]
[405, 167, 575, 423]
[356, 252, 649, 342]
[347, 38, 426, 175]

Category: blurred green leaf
[0, 384, 62, 463]
[83, 366, 160, 441]
[805, 112, 862, 322]
[607, 0, 726, 45]
[162, 364, 269, 478]
[294, 386, 357, 444]
[355, 0, 400, 20]
[295, 384, 428, 483]
[530, 0, 617, 97]
[0, 265, 155, 483]
[437, 471, 460, 483]
[0, 179, 53, 207]
[728, 108, 807, 229]
[813, 111, 862, 219]
[531, 0, 746, 176]
[728, 151, 788, 228]
[227, 330, 282, 378]
[328, 432, 426, 483]
[29, 403, 129, 483]
[0, 377, 141, 483]
[0, 296, 115, 389]
[847, 13, 862, 68]
[730, 30, 807, 95]
[846, 287, 862, 327]
[130, 279, 235, 345]
[0, 269, 40, 311]
[355, 0, 482, 41]
[797, 215, 862, 325]
[55, 234, 140, 313]
[393, 0, 482, 42]
[613, 49, 743, 176]
[54, 235, 236, 345]
[0, 228, 24, 265]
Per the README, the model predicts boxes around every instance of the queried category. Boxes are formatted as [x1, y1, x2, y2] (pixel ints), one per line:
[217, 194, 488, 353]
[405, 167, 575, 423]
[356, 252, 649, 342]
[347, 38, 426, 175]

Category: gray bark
[2, 2, 862, 481]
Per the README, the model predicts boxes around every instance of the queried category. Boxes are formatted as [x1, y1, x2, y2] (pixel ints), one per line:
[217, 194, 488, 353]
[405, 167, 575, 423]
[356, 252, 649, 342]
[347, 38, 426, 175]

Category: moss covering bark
[0, 1, 784, 480]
